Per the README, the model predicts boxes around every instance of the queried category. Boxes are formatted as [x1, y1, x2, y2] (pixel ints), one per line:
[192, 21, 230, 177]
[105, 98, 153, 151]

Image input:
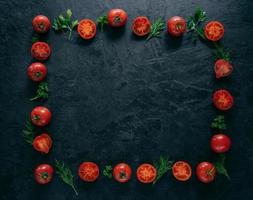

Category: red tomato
[32, 15, 51, 33]
[27, 62, 47, 82]
[210, 133, 231, 153]
[77, 19, 97, 40]
[204, 21, 224, 41]
[78, 162, 99, 182]
[31, 42, 51, 61]
[196, 162, 216, 183]
[132, 16, 151, 36]
[136, 163, 157, 184]
[30, 106, 52, 127]
[213, 89, 234, 111]
[33, 133, 52, 154]
[107, 9, 128, 27]
[172, 161, 192, 181]
[34, 164, 54, 184]
[214, 59, 233, 79]
[167, 16, 186, 37]
[113, 163, 132, 183]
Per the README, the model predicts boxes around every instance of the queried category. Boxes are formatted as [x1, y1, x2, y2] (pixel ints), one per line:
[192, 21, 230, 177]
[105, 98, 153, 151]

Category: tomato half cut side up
[213, 89, 234, 111]
[31, 42, 51, 61]
[214, 59, 233, 79]
[136, 163, 157, 184]
[132, 16, 151, 36]
[78, 162, 100, 182]
[204, 21, 224, 41]
[77, 19, 97, 40]
[172, 161, 192, 181]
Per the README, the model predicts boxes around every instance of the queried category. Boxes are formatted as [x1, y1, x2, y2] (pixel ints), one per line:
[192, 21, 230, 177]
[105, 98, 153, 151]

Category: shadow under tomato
[75, 35, 96, 46]
[102, 25, 126, 41]
[164, 33, 183, 50]
[130, 32, 149, 41]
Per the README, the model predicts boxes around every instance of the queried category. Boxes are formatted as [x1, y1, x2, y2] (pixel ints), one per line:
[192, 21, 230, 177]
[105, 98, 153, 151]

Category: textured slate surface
[0, 0, 253, 199]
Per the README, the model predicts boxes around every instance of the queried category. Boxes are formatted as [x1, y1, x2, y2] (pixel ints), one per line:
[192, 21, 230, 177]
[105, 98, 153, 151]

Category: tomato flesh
[172, 161, 192, 181]
[213, 89, 234, 111]
[31, 42, 51, 61]
[214, 59, 233, 79]
[33, 133, 52, 154]
[136, 163, 157, 184]
[78, 162, 99, 182]
[78, 19, 96, 39]
[132, 16, 151, 36]
[204, 21, 224, 41]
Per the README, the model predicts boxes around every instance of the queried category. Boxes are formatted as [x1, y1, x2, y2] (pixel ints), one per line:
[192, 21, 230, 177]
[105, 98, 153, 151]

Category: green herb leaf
[30, 82, 48, 101]
[214, 154, 230, 180]
[22, 120, 35, 144]
[97, 15, 108, 32]
[153, 156, 173, 184]
[147, 18, 166, 40]
[211, 115, 227, 130]
[103, 165, 112, 179]
[213, 43, 231, 61]
[54, 160, 78, 196]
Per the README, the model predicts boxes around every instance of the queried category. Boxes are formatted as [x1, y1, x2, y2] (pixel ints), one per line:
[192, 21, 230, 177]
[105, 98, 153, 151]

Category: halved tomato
[77, 19, 96, 40]
[213, 89, 234, 111]
[132, 16, 151, 36]
[78, 162, 99, 182]
[204, 21, 224, 41]
[31, 42, 51, 61]
[32, 133, 52, 154]
[136, 163, 157, 184]
[214, 59, 233, 79]
[172, 161, 192, 181]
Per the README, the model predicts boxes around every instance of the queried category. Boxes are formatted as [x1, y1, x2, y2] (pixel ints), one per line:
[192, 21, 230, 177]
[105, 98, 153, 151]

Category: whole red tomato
[210, 133, 231, 153]
[214, 59, 233, 79]
[27, 62, 47, 82]
[78, 162, 99, 182]
[107, 9, 128, 27]
[167, 16, 186, 37]
[136, 163, 157, 184]
[77, 19, 97, 40]
[132, 16, 151, 36]
[34, 164, 54, 184]
[31, 42, 51, 61]
[113, 163, 132, 183]
[30, 106, 52, 127]
[33, 133, 52, 154]
[213, 89, 234, 111]
[196, 162, 216, 183]
[32, 15, 51, 33]
[204, 21, 224, 41]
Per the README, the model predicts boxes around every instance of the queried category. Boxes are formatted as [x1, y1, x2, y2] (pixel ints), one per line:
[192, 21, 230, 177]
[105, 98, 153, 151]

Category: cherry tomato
[132, 16, 151, 36]
[33, 133, 52, 154]
[214, 59, 233, 79]
[136, 163, 157, 184]
[78, 162, 99, 182]
[204, 21, 224, 41]
[27, 62, 47, 82]
[32, 15, 51, 33]
[172, 161, 192, 181]
[167, 16, 186, 37]
[31, 42, 51, 61]
[210, 133, 231, 153]
[107, 9, 128, 27]
[196, 162, 216, 183]
[113, 163, 132, 183]
[34, 164, 54, 184]
[213, 89, 234, 111]
[30, 106, 52, 127]
[77, 19, 97, 40]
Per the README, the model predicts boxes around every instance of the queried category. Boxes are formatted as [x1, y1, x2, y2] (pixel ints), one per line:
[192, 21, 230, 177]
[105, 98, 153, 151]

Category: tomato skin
[132, 16, 151, 36]
[78, 162, 99, 182]
[33, 133, 52, 154]
[31, 42, 51, 61]
[27, 62, 47, 82]
[204, 21, 224, 41]
[32, 15, 51, 33]
[113, 163, 132, 183]
[77, 19, 97, 40]
[136, 163, 157, 184]
[213, 89, 234, 111]
[196, 162, 216, 183]
[34, 164, 54, 184]
[214, 59, 233, 79]
[167, 16, 186, 37]
[210, 133, 231, 153]
[172, 161, 192, 181]
[30, 106, 52, 127]
[107, 9, 128, 27]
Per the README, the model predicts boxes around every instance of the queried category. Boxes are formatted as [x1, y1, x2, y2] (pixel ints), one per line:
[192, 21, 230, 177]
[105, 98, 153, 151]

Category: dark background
[0, 0, 253, 199]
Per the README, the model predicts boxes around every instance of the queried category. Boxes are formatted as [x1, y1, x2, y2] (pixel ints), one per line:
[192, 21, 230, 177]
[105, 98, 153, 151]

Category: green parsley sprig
[211, 115, 227, 130]
[103, 165, 113, 179]
[213, 42, 231, 61]
[147, 18, 166, 40]
[97, 15, 108, 32]
[215, 154, 230, 180]
[52, 9, 79, 40]
[30, 82, 48, 101]
[153, 156, 173, 184]
[22, 120, 35, 144]
[54, 160, 78, 196]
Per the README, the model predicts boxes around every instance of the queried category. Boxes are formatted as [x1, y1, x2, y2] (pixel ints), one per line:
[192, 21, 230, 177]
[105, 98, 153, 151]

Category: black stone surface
[0, 0, 253, 199]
